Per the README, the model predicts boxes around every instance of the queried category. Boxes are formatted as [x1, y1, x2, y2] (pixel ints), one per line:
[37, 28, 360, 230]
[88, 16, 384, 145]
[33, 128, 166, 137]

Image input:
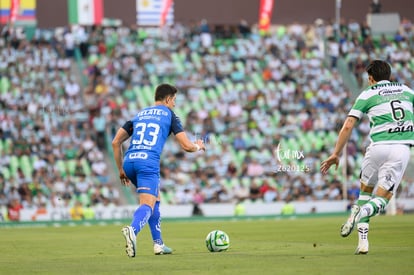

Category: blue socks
[130, 201, 164, 246]
[131, 204, 152, 235]
[148, 201, 163, 245]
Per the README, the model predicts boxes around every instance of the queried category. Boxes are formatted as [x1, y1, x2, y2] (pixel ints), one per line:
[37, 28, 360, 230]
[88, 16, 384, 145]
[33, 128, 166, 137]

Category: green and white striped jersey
[349, 80, 414, 145]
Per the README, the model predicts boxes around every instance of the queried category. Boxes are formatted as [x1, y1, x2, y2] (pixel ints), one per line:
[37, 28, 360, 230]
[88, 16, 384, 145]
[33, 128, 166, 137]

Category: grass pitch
[1, 215, 414, 275]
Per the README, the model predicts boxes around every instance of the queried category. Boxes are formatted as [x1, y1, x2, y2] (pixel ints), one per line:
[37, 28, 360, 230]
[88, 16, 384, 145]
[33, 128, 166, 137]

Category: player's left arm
[175, 132, 205, 152]
[170, 110, 205, 152]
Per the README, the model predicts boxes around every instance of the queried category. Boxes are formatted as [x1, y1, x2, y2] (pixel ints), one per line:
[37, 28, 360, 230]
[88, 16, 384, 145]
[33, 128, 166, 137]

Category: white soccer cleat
[355, 223, 369, 255]
[355, 241, 369, 255]
[340, 205, 361, 237]
[154, 244, 173, 255]
[122, 226, 136, 257]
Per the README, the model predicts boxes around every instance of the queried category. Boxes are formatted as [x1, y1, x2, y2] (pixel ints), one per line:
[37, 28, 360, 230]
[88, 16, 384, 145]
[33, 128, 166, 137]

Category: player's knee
[360, 181, 374, 193]
[139, 193, 157, 209]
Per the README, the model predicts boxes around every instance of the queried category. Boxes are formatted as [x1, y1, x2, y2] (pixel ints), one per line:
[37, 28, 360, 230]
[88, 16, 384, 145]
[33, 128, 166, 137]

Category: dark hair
[365, 60, 391, 82]
[154, 83, 178, 101]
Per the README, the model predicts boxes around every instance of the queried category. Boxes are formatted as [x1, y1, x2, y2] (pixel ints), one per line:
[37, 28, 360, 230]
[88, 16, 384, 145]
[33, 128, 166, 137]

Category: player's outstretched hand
[320, 154, 339, 175]
[119, 169, 131, 186]
[195, 139, 206, 151]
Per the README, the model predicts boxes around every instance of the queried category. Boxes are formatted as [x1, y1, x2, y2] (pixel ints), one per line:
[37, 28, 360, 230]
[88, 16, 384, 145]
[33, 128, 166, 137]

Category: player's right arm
[321, 91, 366, 175]
[112, 125, 132, 185]
[320, 116, 358, 175]
[332, 116, 358, 156]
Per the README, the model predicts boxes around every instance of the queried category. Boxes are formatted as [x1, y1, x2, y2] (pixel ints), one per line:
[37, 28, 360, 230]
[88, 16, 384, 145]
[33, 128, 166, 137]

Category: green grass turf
[1, 215, 414, 275]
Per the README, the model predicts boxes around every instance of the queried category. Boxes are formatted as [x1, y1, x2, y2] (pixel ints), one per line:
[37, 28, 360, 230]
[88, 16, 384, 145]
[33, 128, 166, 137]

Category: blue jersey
[122, 105, 184, 165]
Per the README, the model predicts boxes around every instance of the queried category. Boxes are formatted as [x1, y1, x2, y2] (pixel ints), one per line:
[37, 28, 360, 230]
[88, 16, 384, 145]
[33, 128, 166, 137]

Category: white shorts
[360, 143, 411, 193]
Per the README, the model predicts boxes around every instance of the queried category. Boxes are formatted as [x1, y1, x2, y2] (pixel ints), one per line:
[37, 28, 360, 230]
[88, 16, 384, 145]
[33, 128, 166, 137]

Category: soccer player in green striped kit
[321, 60, 414, 254]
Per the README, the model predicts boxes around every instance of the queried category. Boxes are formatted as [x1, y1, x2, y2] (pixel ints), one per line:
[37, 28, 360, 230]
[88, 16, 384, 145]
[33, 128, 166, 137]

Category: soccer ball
[205, 230, 230, 252]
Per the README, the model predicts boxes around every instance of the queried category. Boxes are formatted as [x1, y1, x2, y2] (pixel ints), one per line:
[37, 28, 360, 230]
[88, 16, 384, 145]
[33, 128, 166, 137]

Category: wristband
[194, 144, 201, 151]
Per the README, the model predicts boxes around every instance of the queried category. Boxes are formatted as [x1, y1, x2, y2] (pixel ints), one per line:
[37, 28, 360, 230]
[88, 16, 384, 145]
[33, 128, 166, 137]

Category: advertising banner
[258, 0, 274, 34]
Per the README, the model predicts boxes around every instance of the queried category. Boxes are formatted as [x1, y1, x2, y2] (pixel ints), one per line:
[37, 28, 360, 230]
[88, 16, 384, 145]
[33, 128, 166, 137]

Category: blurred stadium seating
[1, 18, 414, 221]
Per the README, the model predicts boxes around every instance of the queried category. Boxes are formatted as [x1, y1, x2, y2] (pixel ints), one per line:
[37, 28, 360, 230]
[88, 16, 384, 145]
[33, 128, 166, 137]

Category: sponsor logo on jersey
[137, 108, 169, 117]
[388, 125, 413, 133]
[129, 152, 148, 159]
[377, 89, 403, 96]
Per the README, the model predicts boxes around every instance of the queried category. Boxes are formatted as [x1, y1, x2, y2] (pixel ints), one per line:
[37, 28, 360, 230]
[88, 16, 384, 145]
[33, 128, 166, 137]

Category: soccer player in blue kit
[112, 83, 205, 257]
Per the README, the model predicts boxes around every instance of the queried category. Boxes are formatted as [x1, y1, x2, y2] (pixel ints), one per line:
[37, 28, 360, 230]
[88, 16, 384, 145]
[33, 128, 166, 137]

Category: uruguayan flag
[137, 0, 174, 26]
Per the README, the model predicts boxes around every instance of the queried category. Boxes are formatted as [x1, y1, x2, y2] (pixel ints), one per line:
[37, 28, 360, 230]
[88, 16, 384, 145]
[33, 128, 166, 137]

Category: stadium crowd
[0, 26, 120, 221]
[1, 17, 414, 221]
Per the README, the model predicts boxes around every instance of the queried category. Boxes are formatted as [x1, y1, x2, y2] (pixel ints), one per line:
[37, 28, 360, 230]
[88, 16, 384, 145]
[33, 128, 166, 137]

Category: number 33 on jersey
[122, 105, 184, 164]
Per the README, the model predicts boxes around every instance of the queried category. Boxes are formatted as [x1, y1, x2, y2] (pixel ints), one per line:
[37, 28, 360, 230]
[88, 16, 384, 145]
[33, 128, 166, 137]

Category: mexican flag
[68, 0, 103, 25]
